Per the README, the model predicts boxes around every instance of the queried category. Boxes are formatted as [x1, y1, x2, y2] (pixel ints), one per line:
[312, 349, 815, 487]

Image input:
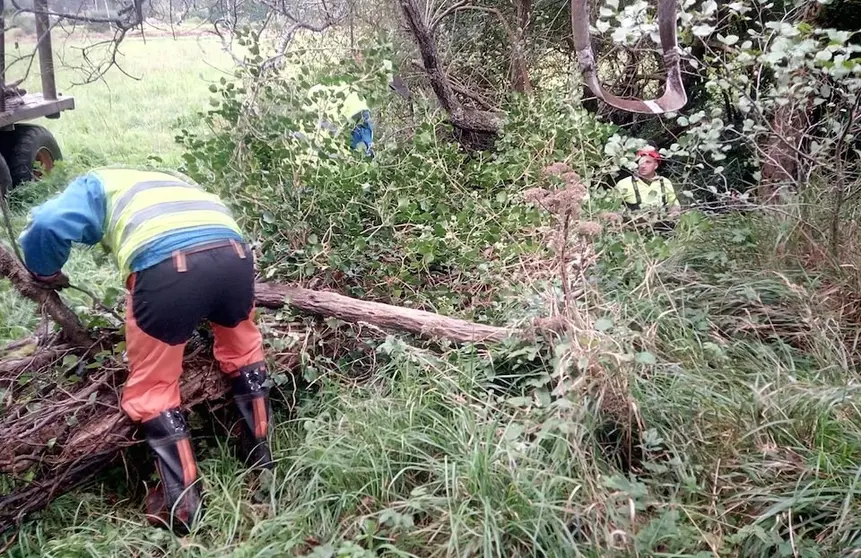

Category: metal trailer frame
[0, 0, 75, 129]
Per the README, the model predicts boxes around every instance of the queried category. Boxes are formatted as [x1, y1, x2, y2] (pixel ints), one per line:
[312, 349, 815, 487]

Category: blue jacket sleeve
[350, 110, 374, 153]
[18, 174, 107, 276]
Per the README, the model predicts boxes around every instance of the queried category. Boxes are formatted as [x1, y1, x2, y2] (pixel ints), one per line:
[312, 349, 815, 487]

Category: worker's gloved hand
[33, 271, 70, 290]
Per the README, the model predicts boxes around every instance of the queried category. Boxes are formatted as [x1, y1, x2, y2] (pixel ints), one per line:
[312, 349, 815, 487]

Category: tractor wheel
[0, 156, 13, 199]
[1, 124, 62, 187]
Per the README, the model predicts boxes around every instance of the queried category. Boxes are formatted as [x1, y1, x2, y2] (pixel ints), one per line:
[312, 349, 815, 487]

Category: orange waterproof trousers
[120, 241, 265, 422]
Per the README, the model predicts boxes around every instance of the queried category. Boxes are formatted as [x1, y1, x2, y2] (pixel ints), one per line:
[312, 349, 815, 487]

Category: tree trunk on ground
[255, 283, 509, 344]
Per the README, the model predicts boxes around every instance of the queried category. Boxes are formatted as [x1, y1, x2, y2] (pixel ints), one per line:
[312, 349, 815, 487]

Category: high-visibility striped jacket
[19, 168, 244, 279]
[614, 174, 679, 210]
[305, 83, 374, 153]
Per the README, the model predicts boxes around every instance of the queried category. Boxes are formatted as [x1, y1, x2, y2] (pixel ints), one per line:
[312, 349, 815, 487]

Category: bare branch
[399, 0, 502, 136]
[412, 60, 496, 110]
[210, 0, 350, 75]
[429, 0, 469, 32]
[426, 2, 531, 93]
[9, 0, 143, 30]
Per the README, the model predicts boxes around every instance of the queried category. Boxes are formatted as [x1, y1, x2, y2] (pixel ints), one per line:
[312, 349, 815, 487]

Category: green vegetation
[2, 18, 861, 558]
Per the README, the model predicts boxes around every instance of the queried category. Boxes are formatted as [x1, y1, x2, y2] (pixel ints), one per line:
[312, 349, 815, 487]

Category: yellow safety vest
[96, 168, 242, 278]
[306, 83, 370, 122]
[615, 175, 679, 209]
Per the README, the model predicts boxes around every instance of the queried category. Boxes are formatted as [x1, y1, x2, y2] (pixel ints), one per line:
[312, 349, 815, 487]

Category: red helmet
[636, 146, 661, 161]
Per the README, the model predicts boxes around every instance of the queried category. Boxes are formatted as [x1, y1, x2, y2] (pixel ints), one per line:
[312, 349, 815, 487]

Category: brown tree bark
[0, 241, 509, 350]
[0, 348, 227, 532]
[0, 344, 74, 376]
[512, 0, 532, 93]
[398, 0, 504, 143]
[758, 98, 813, 202]
[255, 283, 510, 344]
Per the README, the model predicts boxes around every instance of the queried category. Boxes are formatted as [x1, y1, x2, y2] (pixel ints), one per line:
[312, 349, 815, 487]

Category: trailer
[0, 0, 73, 196]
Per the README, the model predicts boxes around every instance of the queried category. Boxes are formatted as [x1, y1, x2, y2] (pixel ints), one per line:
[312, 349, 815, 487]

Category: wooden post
[34, 0, 57, 101]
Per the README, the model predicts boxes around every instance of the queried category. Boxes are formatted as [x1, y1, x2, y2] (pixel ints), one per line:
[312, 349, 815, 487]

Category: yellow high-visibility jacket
[615, 175, 679, 209]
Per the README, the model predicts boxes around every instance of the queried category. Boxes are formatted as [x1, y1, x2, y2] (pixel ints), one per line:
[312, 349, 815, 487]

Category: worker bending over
[615, 145, 680, 215]
[18, 168, 273, 533]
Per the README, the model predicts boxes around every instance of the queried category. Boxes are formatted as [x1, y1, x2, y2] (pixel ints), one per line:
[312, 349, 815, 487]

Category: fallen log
[254, 283, 511, 344]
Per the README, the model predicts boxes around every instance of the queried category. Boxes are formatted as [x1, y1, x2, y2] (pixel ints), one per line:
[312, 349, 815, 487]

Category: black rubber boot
[230, 362, 274, 469]
[141, 408, 203, 534]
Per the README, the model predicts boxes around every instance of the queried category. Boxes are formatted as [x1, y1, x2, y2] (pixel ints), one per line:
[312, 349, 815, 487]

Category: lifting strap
[571, 0, 687, 114]
[630, 176, 668, 209]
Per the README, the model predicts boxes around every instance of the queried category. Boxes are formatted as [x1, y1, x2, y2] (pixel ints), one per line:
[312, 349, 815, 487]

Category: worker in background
[615, 145, 680, 213]
[305, 59, 410, 158]
[17, 168, 274, 533]
[307, 83, 376, 158]
[614, 145, 680, 232]
[343, 88, 375, 157]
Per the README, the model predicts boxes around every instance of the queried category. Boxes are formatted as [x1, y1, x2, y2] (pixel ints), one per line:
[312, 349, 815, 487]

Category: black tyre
[0, 155, 13, 199]
[0, 124, 62, 187]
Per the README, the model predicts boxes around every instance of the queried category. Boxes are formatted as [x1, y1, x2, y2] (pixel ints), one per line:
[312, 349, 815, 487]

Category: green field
[14, 34, 233, 167]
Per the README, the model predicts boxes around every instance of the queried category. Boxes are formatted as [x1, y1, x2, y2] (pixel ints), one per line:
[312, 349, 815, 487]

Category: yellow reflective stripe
[115, 211, 241, 274]
[96, 169, 186, 193]
[120, 200, 232, 244]
[616, 177, 637, 204]
[617, 175, 675, 207]
[99, 169, 197, 225]
[111, 188, 224, 238]
[97, 168, 243, 276]
[118, 211, 240, 259]
[109, 180, 201, 230]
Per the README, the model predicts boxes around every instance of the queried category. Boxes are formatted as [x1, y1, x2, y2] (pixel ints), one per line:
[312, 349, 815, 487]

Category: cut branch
[0, 245, 91, 347]
[0, 348, 228, 533]
[439, 4, 532, 93]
